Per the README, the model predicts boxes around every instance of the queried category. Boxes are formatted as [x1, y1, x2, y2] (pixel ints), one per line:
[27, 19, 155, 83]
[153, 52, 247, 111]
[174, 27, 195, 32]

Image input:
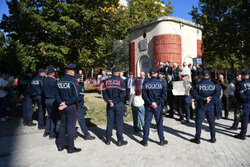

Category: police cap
[112, 67, 120, 72]
[241, 70, 249, 76]
[202, 70, 210, 76]
[158, 72, 164, 76]
[235, 71, 241, 76]
[64, 64, 76, 69]
[38, 68, 46, 73]
[47, 67, 56, 74]
[150, 68, 157, 74]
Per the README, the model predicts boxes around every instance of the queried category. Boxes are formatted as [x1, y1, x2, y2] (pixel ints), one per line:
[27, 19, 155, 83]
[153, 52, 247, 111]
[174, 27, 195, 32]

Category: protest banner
[172, 81, 191, 96]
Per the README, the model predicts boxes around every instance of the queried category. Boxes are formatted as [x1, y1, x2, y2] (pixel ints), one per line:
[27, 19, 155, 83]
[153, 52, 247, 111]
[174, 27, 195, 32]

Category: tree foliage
[128, 0, 173, 27]
[190, 0, 249, 71]
[0, 0, 174, 73]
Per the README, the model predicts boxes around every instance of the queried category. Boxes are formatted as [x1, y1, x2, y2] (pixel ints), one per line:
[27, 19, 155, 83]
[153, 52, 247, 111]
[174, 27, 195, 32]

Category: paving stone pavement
[0, 113, 250, 167]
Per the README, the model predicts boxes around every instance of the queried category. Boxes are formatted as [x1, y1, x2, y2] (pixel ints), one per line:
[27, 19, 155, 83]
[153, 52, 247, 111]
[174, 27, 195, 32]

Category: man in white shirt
[182, 62, 192, 82]
[0, 73, 10, 122]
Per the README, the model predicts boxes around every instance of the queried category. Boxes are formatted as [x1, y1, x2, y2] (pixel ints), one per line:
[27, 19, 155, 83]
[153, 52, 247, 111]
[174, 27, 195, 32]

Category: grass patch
[84, 93, 133, 125]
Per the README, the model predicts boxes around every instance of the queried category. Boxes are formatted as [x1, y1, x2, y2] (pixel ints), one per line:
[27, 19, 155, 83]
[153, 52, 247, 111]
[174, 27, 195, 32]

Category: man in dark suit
[177, 73, 192, 123]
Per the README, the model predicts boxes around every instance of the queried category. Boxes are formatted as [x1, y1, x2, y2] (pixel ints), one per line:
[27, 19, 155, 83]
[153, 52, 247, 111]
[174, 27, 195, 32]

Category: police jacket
[56, 74, 78, 106]
[102, 75, 126, 105]
[77, 84, 85, 107]
[142, 76, 167, 106]
[193, 78, 217, 107]
[18, 75, 32, 97]
[31, 75, 44, 97]
[43, 76, 57, 99]
[234, 80, 242, 100]
[239, 79, 250, 107]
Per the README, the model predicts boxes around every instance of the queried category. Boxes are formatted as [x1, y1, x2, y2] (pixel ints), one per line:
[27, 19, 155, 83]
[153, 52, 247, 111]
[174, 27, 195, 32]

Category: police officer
[229, 72, 242, 130]
[140, 68, 168, 146]
[190, 70, 217, 144]
[102, 67, 127, 146]
[31, 68, 46, 129]
[234, 71, 250, 140]
[74, 74, 95, 140]
[18, 69, 36, 126]
[43, 67, 58, 139]
[56, 64, 81, 153]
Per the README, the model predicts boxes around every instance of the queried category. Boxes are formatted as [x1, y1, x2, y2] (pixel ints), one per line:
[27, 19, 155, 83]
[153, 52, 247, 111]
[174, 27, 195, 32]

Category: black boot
[190, 138, 200, 144]
[28, 121, 36, 126]
[210, 138, 216, 143]
[140, 140, 148, 147]
[117, 140, 128, 147]
[67, 147, 81, 154]
[23, 120, 28, 126]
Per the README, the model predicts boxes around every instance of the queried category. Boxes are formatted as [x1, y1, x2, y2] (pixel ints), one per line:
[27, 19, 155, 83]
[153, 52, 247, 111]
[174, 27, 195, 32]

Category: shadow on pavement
[0, 117, 21, 167]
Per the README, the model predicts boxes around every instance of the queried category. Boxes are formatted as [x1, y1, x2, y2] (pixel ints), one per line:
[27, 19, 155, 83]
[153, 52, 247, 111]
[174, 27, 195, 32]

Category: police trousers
[57, 105, 77, 150]
[45, 99, 57, 137]
[195, 105, 215, 139]
[240, 106, 250, 136]
[143, 105, 165, 141]
[33, 95, 45, 127]
[106, 102, 124, 141]
[22, 96, 33, 121]
[77, 107, 90, 136]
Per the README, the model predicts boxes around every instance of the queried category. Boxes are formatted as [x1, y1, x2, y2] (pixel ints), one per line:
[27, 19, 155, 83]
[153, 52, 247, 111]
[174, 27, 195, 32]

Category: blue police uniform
[141, 68, 167, 146]
[191, 70, 217, 143]
[102, 67, 127, 145]
[18, 73, 34, 125]
[31, 68, 45, 128]
[43, 67, 58, 138]
[56, 64, 79, 152]
[235, 71, 250, 139]
[231, 73, 243, 129]
[73, 74, 93, 139]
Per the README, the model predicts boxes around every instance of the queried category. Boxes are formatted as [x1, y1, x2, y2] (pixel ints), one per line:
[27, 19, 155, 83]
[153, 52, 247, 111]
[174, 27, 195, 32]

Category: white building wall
[129, 18, 202, 76]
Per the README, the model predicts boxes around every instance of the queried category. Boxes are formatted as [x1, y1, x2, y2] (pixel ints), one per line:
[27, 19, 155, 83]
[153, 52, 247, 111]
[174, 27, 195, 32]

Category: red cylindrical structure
[153, 34, 182, 70]
[197, 40, 203, 58]
[129, 42, 137, 76]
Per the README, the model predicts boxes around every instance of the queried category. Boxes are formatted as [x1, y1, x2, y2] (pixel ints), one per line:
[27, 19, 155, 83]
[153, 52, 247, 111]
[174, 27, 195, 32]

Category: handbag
[132, 95, 144, 107]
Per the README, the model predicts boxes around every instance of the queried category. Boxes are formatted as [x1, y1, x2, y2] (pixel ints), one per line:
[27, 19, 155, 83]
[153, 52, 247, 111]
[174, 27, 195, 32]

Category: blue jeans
[214, 97, 222, 118]
[132, 105, 145, 132]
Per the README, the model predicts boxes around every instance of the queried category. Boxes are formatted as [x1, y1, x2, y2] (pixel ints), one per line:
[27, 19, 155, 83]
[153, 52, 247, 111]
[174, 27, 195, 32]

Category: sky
[0, 0, 199, 22]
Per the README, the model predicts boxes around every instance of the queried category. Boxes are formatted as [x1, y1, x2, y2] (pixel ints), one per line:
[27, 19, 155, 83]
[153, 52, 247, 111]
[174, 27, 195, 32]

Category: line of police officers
[18, 64, 250, 153]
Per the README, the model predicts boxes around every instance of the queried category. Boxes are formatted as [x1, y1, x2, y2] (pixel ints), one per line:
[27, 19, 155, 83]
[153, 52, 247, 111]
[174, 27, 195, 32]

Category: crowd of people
[0, 61, 249, 154]
[98, 61, 250, 144]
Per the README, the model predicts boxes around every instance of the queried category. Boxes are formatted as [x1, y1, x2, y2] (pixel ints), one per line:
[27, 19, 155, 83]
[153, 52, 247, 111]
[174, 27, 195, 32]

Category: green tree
[190, 0, 249, 73]
[128, 0, 174, 27]
[0, 0, 174, 73]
